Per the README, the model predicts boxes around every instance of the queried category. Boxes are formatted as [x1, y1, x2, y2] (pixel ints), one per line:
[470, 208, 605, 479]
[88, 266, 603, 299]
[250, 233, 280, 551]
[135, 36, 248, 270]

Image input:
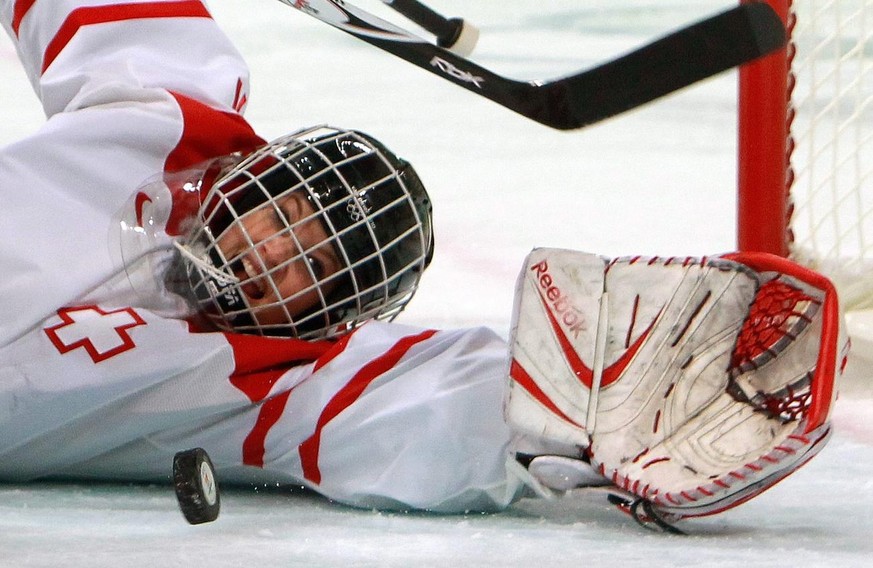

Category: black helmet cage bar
[183, 125, 431, 339]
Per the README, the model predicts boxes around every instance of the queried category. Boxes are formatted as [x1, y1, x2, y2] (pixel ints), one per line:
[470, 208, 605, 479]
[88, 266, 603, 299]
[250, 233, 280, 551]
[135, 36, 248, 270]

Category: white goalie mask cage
[175, 125, 434, 339]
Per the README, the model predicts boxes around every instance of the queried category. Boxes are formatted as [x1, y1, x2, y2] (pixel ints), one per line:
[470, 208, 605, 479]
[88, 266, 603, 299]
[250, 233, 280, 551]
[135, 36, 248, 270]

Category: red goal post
[737, 0, 872, 314]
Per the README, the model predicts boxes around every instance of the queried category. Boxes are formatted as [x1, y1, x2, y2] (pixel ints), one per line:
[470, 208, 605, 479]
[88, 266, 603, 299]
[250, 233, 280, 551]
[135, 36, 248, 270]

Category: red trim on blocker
[41, 1, 212, 73]
[298, 329, 438, 485]
[536, 286, 658, 390]
[510, 359, 583, 429]
[12, 0, 37, 35]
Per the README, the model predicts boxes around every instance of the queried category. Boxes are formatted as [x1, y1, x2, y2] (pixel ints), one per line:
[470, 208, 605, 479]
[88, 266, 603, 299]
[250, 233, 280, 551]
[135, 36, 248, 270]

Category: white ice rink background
[1, 1, 871, 566]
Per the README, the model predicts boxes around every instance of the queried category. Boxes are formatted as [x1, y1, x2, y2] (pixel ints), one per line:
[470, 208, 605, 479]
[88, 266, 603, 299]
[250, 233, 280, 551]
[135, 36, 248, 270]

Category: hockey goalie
[0, 0, 849, 536]
[505, 248, 849, 530]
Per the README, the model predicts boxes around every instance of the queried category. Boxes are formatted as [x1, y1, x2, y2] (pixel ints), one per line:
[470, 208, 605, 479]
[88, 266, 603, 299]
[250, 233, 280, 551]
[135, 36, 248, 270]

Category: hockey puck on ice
[173, 448, 220, 525]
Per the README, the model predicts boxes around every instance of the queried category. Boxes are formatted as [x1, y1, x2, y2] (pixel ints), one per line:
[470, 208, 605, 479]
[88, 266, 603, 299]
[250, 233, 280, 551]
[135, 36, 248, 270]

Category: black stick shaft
[281, 0, 785, 130]
[382, 0, 461, 46]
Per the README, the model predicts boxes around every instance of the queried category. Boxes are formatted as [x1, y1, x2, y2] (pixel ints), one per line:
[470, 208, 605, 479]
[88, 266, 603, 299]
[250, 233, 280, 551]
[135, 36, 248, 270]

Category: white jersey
[0, 0, 524, 513]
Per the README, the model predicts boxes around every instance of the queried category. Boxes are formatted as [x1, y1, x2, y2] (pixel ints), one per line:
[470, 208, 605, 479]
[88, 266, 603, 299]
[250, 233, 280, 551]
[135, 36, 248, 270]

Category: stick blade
[538, 2, 787, 130]
[745, 1, 788, 55]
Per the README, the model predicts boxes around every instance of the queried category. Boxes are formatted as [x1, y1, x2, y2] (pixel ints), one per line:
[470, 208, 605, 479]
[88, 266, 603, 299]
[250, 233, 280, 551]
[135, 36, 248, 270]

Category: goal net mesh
[781, 0, 873, 311]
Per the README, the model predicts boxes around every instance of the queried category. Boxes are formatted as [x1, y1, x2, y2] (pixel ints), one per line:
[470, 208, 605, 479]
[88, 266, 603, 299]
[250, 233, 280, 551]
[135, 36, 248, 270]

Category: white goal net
[786, 0, 873, 313]
[759, 0, 873, 381]
[739, 1, 872, 307]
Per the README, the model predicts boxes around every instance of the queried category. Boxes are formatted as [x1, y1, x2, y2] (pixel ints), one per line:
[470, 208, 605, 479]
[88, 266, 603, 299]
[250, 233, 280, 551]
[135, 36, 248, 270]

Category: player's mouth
[234, 256, 268, 300]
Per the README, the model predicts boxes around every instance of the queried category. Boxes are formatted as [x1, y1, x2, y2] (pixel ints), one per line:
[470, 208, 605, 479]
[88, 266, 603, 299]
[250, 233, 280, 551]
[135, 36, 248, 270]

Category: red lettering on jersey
[232, 78, 248, 113]
[44, 306, 146, 363]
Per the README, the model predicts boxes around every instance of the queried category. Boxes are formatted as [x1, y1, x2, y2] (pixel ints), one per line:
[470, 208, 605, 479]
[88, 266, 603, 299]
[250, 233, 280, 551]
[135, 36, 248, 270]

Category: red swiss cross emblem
[44, 306, 147, 363]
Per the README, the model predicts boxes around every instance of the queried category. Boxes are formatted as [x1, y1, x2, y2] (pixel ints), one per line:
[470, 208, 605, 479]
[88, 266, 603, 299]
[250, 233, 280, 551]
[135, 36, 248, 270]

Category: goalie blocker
[505, 249, 849, 528]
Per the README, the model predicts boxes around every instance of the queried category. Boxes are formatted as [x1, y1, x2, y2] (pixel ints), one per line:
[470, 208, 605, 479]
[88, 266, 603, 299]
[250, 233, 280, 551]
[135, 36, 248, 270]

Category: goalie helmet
[174, 125, 434, 339]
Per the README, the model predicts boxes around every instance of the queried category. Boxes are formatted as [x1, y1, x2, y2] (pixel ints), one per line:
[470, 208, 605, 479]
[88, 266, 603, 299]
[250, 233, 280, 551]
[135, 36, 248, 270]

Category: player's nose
[258, 233, 299, 270]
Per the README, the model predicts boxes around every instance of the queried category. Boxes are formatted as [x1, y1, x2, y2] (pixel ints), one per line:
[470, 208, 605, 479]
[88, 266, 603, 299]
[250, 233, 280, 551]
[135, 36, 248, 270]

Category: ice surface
[1, 1, 871, 566]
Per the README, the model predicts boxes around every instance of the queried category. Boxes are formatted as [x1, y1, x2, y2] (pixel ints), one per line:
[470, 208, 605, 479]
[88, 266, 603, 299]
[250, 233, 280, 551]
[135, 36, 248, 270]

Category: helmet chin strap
[173, 240, 239, 286]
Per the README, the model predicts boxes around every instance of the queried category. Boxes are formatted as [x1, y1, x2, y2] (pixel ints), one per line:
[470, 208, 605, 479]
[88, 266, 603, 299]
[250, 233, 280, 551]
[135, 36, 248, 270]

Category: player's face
[216, 192, 342, 324]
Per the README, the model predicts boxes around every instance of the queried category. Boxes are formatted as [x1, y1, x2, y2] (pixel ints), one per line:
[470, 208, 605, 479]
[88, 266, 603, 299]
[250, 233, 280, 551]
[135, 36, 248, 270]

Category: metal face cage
[178, 125, 434, 339]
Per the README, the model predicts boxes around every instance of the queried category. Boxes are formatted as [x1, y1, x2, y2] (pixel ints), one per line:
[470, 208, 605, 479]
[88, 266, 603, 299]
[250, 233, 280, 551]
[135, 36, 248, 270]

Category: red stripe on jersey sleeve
[298, 329, 438, 485]
[41, 1, 212, 73]
[166, 92, 265, 173]
[226, 332, 334, 403]
[227, 332, 333, 468]
[242, 390, 292, 468]
[12, 0, 37, 36]
[230, 331, 352, 469]
[312, 331, 356, 373]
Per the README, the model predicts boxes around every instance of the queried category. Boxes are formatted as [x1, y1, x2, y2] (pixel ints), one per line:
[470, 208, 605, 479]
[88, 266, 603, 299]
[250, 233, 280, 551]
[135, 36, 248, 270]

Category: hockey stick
[278, 1, 786, 130]
[379, 0, 478, 56]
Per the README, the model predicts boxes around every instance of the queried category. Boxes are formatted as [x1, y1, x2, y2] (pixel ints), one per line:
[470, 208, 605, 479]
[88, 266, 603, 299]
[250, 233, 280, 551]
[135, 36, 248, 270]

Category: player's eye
[306, 255, 326, 281]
